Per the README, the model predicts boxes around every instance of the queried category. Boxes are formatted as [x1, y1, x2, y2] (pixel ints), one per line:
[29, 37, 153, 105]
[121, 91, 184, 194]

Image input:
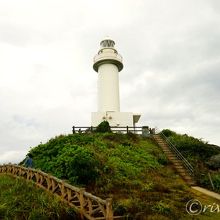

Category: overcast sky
[0, 0, 220, 164]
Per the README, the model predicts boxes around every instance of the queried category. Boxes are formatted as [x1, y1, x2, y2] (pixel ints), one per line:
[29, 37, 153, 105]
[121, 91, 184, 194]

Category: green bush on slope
[30, 136, 99, 185]
[95, 120, 111, 133]
[29, 133, 160, 188]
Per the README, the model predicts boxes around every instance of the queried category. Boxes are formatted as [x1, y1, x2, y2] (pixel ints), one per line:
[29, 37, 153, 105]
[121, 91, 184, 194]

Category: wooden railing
[0, 165, 114, 220]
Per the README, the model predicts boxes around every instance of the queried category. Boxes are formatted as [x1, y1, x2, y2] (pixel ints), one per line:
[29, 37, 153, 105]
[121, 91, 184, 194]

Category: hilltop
[22, 131, 220, 219]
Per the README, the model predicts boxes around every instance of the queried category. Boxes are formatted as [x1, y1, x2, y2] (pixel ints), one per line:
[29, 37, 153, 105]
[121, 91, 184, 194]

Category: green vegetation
[95, 120, 111, 133]
[25, 132, 220, 219]
[162, 129, 220, 193]
[0, 175, 77, 220]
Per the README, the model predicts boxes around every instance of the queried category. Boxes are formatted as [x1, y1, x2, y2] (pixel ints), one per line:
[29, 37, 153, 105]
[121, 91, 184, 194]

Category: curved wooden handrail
[0, 165, 113, 220]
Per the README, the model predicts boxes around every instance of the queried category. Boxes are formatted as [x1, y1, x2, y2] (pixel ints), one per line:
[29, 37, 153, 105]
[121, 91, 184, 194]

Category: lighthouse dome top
[93, 38, 123, 72]
[100, 38, 115, 48]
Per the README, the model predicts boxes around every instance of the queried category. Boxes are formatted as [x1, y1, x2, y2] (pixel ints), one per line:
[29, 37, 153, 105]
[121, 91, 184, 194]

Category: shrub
[95, 121, 111, 133]
[53, 145, 99, 185]
[30, 139, 100, 185]
[207, 154, 220, 169]
[161, 129, 176, 137]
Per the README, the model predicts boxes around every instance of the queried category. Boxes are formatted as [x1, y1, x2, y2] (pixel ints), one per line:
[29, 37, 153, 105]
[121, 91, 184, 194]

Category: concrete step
[184, 179, 195, 185]
[160, 147, 170, 150]
[178, 173, 189, 177]
[165, 155, 174, 158]
[157, 143, 166, 146]
[160, 146, 170, 149]
[159, 144, 169, 147]
[176, 169, 189, 175]
[167, 157, 177, 160]
[165, 152, 175, 155]
[181, 175, 194, 181]
[154, 139, 162, 142]
[166, 153, 176, 157]
[164, 153, 173, 156]
[183, 176, 194, 180]
[170, 158, 180, 161]
[176, 167, 188, 172]
[162, 149, 172, 152]
[175, 166, 185, 170]
[173, 161, 183, 165]
[172, 162, 183, 166]
[161, 148, 170, 151]
[188, 182, 197, 186]
[155, 140, 166, 143]
[163, 152, 173, 155]
[158, 142, 167, 144]
[186, 178, 196, 183]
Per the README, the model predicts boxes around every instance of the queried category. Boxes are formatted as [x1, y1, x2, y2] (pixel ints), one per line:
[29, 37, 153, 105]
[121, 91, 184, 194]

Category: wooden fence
[0, 165, 115, 220]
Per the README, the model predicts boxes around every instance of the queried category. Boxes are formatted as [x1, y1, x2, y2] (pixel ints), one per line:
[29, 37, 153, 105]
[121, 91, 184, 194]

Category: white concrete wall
[98, 63, 120, 112]
[91, 112, 134, 127]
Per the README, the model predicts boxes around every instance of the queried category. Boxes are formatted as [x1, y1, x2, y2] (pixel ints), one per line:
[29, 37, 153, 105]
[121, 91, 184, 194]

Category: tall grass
[0, 175, 78, 220]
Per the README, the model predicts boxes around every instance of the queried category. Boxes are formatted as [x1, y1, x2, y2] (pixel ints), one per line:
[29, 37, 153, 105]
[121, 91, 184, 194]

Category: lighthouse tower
[91, 38, 141, 127]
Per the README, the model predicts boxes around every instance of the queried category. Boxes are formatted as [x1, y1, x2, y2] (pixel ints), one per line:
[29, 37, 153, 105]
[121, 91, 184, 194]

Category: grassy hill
[0, 175, 78, 220]
[21, 132, 220, 219]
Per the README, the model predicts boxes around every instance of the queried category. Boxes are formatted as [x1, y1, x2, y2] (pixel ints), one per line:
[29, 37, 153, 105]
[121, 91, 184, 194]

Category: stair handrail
[155, 129, 194, 176]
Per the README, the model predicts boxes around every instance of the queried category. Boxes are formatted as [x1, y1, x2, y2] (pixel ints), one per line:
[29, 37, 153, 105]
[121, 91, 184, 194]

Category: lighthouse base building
[91, 112, 141, 127]
[91, 38, 141, 127]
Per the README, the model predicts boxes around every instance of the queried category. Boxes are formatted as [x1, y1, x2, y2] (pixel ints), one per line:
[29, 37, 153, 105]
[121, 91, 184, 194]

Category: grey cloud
[12, 115, 39, 128]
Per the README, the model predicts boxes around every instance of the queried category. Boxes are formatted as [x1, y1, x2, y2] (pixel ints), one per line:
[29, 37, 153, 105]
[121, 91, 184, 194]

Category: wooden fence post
[79, 188, 85, 219]
[61, 181, 66, 200]
[72, 126, 75, 134]
[106, 198, 113, 220]
[126, 126, 129, 134]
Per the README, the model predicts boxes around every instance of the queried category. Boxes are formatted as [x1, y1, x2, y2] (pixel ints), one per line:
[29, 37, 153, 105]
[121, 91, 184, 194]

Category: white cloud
[0, 150, 27, 164]
[0, 0, 220, 164]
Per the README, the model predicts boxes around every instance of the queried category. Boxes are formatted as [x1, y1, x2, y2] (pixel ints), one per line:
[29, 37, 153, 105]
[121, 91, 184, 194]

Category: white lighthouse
[91, 38, 141, 127]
